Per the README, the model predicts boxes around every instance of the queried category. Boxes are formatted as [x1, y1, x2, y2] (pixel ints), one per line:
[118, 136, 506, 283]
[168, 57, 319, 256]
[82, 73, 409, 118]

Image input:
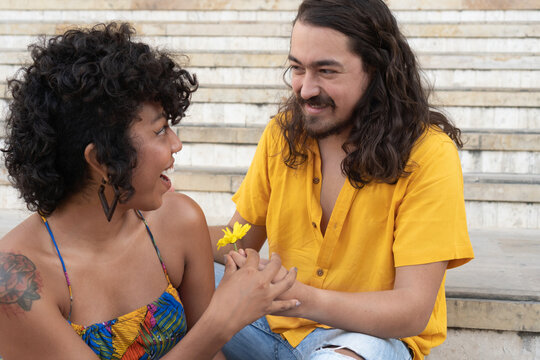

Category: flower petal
[216, 222, 251, 249]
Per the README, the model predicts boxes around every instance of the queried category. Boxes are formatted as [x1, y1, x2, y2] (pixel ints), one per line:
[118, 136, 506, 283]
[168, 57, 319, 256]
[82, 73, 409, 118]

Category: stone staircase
[0, 1, 539, 358]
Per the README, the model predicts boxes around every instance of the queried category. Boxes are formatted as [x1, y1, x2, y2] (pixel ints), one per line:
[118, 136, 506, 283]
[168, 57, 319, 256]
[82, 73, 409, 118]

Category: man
[211, 1, 474, 359]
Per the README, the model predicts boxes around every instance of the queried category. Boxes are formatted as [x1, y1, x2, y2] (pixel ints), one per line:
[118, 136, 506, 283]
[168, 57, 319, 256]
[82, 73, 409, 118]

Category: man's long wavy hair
[278, 0, 462, 188]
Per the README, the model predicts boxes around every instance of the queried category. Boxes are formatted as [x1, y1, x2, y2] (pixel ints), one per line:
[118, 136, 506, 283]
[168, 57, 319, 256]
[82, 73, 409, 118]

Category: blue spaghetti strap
[40, 216, 73, 322]
[135, 210, 172, 284]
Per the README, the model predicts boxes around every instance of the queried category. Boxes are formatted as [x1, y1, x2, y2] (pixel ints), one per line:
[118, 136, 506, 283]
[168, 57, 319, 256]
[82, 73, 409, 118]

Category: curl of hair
[2, 22, 198, 215]
[278, 0, 462, 187]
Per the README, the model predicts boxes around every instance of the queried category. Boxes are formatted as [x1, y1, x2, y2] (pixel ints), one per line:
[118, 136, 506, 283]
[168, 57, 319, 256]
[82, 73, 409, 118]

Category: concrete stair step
[173, 142, 540, 174]
[181, 104, 540, 131]
[1, 34, 539, 54]
[1, 83, 536, 107]
[192, 88, 540, 107]
[446, 228, 540, 302]
[187, 87, 540, 107]
[167, 166, 540, 202]
[5, 50, 539, 71]
[463, 130, 540, 151]
[175, 125, 540, 151]
[1, 0, 539, 11]
[158, 167, 540, 229]
[463, 173, 540, 202]
[0, 9, 296, 23]
[429, 327, 539, 359]
[169, 127, 540, 174]
[183, 68, 540, 90]
[0, 9, 538, 24]
[459, 151, 540, 174]
[1, 65, 537, 91]
[437, 227, 540, 358]
[145, 188, 540, 228]
[445, 106, 540, 130]
[407, 37, 539, 54]
[0, 0, 300, 11]
[394, 9, 540, 23]
[2, 22, 539, 39]
[183, 52, 540, 71]
[387, 0, 540, 11]
[2, 101, 536, 133]
[180, 189, 540, 227]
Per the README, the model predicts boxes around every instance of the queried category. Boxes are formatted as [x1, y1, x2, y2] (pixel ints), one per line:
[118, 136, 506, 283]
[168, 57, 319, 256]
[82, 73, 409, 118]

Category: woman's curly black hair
[2, 22, 198, 216]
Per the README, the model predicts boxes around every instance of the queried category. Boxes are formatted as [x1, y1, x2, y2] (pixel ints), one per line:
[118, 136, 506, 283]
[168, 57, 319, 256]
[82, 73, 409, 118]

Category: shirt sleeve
[393, 130, 474, 269]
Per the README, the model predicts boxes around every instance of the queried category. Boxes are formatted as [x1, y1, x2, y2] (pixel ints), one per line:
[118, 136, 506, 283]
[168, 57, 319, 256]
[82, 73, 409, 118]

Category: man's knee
[334, 348, 364, 359]
[311, 346, 365, 359]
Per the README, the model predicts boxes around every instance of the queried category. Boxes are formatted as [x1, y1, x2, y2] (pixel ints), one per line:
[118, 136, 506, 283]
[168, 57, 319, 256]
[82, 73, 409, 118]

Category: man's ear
[84, 143, 108, 180]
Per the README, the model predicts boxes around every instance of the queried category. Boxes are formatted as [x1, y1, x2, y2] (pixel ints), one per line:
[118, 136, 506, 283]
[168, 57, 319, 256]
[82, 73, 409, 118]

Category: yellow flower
[216, 222, 251, 251]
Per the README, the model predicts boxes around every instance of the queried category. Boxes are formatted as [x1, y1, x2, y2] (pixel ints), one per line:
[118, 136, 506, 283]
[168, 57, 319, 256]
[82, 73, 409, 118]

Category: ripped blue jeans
[214, 263, 412, 360]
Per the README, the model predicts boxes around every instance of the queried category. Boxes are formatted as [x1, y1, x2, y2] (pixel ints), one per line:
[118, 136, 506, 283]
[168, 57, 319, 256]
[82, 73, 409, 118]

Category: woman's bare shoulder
[0, 213, 45, 252]
[140, 192, 211, 287]
[148, 191, 208, 231]
[0, 213, 69, 317]
[140, 192, 209, 255]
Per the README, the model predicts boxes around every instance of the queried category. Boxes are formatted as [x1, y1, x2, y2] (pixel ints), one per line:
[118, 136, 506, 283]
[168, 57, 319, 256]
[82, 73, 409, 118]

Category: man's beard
[296, 93, 353, 139]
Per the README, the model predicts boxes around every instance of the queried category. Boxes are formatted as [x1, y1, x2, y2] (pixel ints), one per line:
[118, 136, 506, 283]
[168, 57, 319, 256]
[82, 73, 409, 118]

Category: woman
[0, 23, 297, 359]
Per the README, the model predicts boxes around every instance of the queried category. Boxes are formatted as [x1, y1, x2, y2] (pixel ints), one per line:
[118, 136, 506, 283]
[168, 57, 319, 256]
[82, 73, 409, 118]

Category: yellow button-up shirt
[232, 118, 474, 359]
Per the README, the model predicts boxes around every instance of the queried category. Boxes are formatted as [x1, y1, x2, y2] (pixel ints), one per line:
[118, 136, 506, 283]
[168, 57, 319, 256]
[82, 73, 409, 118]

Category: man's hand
[229, 249, 290, 282]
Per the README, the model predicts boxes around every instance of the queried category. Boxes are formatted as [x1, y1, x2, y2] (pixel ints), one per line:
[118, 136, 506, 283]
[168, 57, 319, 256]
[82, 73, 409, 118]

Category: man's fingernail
[292, 267, 298, 272]
[295, 301, 301, 307]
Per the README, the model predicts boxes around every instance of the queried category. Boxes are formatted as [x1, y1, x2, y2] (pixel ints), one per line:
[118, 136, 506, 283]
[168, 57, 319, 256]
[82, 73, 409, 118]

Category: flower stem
[233, 243, 238, 251]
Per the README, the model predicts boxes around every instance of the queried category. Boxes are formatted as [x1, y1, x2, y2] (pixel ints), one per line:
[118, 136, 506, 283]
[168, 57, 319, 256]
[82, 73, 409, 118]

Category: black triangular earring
[98, 178, 120, 222]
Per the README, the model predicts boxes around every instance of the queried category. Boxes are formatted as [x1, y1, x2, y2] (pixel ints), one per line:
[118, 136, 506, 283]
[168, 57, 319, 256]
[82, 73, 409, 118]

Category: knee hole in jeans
[313, 346, 364, 360]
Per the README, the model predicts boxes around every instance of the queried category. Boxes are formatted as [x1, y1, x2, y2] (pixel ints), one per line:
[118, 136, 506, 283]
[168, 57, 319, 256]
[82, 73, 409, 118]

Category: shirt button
[316, 268, 324, 276]
[313, 177, 320, 184]
[312, 222, 317, 228]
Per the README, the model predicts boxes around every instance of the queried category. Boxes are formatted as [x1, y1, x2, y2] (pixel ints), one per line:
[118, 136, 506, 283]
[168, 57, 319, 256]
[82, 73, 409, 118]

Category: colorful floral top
[41, 212, 187, 359]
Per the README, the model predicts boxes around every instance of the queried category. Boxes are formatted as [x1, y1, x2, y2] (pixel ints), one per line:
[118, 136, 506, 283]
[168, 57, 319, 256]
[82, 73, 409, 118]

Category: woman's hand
[209, 249, 298, 336]
[230, 249, 289, 283]
[228, 250, 305, 317]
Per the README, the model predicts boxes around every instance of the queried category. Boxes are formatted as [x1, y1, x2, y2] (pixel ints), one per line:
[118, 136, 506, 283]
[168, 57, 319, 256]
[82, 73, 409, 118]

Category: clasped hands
[211, 249, 300, 336]
[228, 249, 304, 316]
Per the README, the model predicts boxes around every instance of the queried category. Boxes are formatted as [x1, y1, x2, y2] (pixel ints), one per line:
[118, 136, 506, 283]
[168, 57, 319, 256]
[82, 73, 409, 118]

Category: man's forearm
[284, 283, 426, 338]
[209, 225, 235, 264]
[275, 261, 447, 339]
[209, 214, 268, 264]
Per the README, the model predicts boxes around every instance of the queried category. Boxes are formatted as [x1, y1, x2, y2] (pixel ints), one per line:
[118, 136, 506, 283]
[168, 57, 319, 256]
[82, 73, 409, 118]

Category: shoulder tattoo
[0, 252, 41, 311]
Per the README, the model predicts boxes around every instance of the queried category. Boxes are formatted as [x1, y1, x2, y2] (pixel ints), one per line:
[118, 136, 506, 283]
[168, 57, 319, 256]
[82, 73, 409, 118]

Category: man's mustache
[296, 93, 336, 109]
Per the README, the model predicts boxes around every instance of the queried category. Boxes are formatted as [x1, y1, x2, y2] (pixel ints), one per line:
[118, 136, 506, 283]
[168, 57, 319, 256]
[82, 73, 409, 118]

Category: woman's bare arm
[0, 250, 101, 360]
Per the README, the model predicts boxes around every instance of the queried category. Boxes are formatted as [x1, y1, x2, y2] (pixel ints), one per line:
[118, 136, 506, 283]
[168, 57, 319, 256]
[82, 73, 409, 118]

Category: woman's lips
[160, 173, 171, 189]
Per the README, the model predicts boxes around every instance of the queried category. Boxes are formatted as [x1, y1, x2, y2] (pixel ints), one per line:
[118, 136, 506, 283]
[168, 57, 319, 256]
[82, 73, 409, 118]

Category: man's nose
[299, 73, 320, 100]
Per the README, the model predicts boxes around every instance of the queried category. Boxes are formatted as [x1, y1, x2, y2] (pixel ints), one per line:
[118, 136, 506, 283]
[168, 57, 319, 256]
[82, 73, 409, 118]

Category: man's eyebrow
[288, 54, 343, 68]
[288, 54, 301, 63]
